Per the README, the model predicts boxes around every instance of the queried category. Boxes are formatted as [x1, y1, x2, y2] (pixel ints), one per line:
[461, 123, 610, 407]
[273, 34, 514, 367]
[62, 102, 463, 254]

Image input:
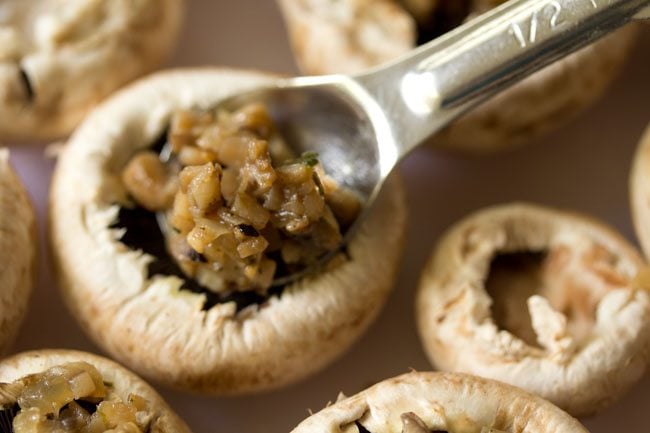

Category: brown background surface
[5, 1, 650, 432]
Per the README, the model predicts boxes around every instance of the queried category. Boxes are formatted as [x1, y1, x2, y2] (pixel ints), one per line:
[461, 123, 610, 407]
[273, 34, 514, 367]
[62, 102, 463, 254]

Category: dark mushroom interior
[485, 245, 629, 348]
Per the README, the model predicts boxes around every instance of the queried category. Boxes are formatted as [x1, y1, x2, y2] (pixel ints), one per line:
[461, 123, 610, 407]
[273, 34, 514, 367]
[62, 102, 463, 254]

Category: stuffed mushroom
[0, 349, 191, 432]
[49, 68, 407, 394]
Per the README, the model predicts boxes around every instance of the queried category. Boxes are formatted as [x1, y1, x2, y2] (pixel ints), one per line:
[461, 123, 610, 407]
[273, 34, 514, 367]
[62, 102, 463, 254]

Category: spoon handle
[357, 0, 650, 154]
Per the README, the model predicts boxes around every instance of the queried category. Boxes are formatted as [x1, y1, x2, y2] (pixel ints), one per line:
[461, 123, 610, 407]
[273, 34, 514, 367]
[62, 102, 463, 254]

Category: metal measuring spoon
[171, 0, 650, 286]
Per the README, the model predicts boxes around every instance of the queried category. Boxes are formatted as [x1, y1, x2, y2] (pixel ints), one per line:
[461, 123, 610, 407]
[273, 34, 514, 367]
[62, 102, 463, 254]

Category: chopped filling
[0, 362, 153, 433]
[121, 103, 360, 294]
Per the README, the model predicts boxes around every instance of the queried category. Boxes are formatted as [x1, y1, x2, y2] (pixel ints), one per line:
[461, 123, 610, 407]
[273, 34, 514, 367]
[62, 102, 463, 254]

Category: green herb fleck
[288, 151, 319, 167]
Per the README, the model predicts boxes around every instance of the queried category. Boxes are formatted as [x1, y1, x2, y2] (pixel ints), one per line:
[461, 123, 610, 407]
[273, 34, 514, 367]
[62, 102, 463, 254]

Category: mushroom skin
[0, 0, 184, 141]
[276, 0, 638, 154]
[416, 203, 650, 416]
[0, 150, 36, 353]
[630, 123, 650, 259]
[49, 68, 408, 394]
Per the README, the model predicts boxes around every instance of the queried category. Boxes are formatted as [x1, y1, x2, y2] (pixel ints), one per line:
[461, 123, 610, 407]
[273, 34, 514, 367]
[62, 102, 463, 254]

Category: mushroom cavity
[485, 242, 629, 350]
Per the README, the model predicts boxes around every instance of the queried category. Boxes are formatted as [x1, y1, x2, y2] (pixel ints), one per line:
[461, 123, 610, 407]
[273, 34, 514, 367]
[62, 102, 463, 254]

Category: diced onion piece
[232, 102, 274, 138]
[18, 374, 73, 414]
[302, 190, 325, 221]
[221, 168, 239, 203]
[178, 146, 217, 166]
[171, 110, 214, 143]
[87, 412, 109, 433]
[97, 401, 137, 428]
[127, 394, 149, 412]
[184, 163, 222, 216]
[12, 407, 43, 433]
[277, 163, 312, 184]
[121, 151, 176, 211]
[232, 193, 270, 229]
[170, 193, 194, 234]
[186, 218, 231, 253]
[68, 371, 96, 400]
[237, 237, 269, 259]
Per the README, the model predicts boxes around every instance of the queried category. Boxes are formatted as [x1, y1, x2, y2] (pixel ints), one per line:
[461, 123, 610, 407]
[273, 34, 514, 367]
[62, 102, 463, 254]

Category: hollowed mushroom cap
[630, 123, 650, 258]
[49, 68, 408, 394]
[290, 371, 588, 433]
[0, 150, 36, 352]
[0, 349, 191, 432]
[416, 203, 650, 416]
[0, 0, 184, 142]
[276, 0, 637, 153]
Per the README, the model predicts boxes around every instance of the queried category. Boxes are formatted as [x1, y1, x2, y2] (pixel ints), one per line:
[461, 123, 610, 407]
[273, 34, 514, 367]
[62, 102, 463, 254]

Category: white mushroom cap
[49, 68, 408, 394]
[0, 0, 184, 141]
[630, 123, 650, 258]
[276, 0, 638, 153]
[0, 149, 36, 353]
[0, 349, 191, 433]
[416, 203, 650, 416]
[291, 371, 589, 433]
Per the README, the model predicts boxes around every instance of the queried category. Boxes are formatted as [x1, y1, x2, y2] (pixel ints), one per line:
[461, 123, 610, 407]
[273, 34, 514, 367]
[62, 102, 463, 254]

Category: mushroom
[290, 371, 588, 433]
[0, 349, 191, 432]
[275, 0, 637, 153]
[0, 149, 36, 353]
[49, 68, 407, 394]
[416, 203, 650, 416]
[0, 0, 184, 141]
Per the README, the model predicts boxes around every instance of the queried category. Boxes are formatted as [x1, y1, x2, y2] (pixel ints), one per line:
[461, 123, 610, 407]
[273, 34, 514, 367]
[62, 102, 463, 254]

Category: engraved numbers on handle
[508, 1, 563, 48]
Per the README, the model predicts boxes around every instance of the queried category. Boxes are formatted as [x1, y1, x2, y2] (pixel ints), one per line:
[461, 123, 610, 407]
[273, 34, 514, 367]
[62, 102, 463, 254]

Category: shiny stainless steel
[217, 0, 649, 283]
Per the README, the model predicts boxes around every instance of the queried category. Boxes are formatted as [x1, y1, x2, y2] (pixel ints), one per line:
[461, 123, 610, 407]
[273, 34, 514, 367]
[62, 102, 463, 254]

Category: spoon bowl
[219, 78, 391, 205]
